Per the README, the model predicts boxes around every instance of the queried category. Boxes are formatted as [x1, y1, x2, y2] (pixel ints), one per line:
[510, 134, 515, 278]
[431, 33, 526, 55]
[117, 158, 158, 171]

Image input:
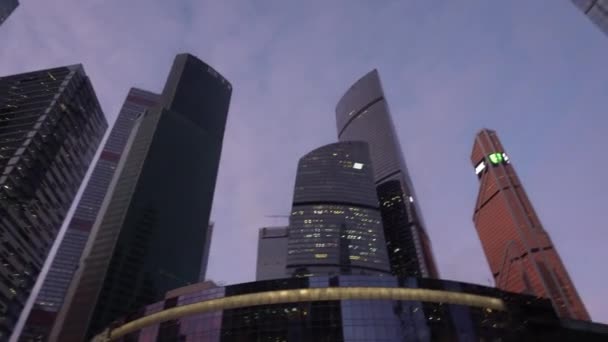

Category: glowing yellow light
[105, 287, 506, 340]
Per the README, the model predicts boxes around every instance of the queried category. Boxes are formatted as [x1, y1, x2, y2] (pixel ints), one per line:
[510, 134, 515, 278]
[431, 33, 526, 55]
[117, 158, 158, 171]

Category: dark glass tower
[21, 88, 160, 340]
[199, 221, 214, 281]
[50, 54, 232, 341]
[0, 0, 18, 26]
[0, 65, 107, 340]
[335, 70, 438, 278]
[572, 0, 608, 36]
[286, 141, 390, 277]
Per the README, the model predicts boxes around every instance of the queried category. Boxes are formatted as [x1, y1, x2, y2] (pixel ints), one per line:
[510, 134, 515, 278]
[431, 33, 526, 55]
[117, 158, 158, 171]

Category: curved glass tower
[336, 70, 438, 278]
[286, 141, 390, 277]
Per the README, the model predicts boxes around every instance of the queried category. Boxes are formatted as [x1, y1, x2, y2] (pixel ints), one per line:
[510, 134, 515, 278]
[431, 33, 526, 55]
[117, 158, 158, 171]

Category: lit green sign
[488, 152, 509, 165]
[488, 153, 503, 164]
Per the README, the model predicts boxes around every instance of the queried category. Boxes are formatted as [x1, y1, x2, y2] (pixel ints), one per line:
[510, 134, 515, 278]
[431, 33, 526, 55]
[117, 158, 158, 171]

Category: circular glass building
[91, 276, 608, 342]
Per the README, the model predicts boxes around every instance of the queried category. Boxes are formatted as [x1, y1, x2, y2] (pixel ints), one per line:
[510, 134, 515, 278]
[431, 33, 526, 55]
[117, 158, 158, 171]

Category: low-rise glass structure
[92, 276, 608, 342]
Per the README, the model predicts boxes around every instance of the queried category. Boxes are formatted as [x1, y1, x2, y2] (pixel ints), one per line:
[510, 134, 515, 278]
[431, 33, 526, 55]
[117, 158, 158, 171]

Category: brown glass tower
[471, 129, 589, 321]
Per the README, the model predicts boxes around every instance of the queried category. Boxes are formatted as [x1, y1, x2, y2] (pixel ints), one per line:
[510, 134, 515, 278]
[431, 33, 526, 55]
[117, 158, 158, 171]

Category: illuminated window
[315, 253, 328, 259]
[475, 161, 486, 175]
[353, 162, 363, 169]
[349, 255, 361, 260]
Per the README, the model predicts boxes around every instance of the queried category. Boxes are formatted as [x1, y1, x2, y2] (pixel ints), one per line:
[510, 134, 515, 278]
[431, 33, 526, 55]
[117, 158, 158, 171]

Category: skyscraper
[0, 0, 18, 26]
[471, 129, 590, 321]
[256, 226, 289, 281]
[21, 88, 160, 340]
[199, 221, 214, 281]
[50, 54, 232, 341]
[286, 141, 390, 277]
[335, 70, 438, 278]
[572, 0, 608, 36]
[0, 65, 107, 340]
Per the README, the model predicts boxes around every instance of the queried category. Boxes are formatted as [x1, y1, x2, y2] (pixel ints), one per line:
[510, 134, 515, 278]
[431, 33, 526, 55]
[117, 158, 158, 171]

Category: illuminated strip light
[475, 161, 486, 175]
[107, 287, 506, 340]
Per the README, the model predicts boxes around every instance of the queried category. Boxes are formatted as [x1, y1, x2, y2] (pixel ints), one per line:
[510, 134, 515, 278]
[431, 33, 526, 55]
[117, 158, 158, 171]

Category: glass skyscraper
[50, 54, 232, 341]
[21, 88, 160, 340]
[0, 0, 18, 26]
[286, 141, 390, 277]
[0, 65, 107, 340]
[335, 70, 438, 278]
[256, 226, 289, 281]
[471, 129, 590, 321]
[572, 0, 608, 36]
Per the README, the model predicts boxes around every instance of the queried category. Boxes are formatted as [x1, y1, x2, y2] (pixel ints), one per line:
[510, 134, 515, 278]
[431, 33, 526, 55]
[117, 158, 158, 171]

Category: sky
[1, 0, 607, 324]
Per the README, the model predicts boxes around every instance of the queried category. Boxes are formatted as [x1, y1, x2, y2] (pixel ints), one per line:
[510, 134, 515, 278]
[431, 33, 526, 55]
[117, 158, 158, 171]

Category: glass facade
[20, 88, 160, 340]
[0, 0, 18, 26]
[572, 0, 608, 36]
[50, 54, 232, 342]
[471, 129, 590, 321]
[335, 70, 438, 278]
[256, 226, 289, 281]
[287, 142, 390, 277]
[92, 276, 608, 342]
[199, 222, 214, 282]
[0, 65, 107, 339]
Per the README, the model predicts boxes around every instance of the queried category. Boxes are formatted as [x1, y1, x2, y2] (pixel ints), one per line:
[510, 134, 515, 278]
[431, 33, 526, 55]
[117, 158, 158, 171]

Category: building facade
[335, 70, 438, 278]
[572, 0, 608, 36]
[92, 276, 608, 342]
[471, 129, 590, 321]
[22, 88, 160, 340]
[286, 141, 390, 277]
[200, 222, 214, 281]
[50, 54, 232, 341]
[256, 226, 289, 281]
[0, 65, 107, 339]
[0, 0, 18, 26]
